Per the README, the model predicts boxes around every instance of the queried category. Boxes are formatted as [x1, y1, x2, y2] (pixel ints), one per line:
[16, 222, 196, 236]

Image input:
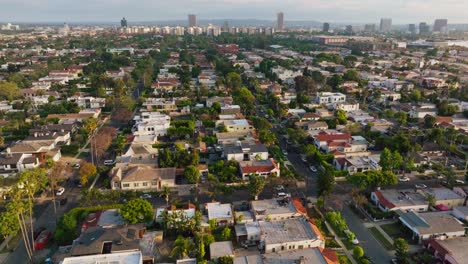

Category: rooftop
[430, 237, 468, 263]
[263, 248, 338, 264]
[210, 241, 234, 259]
[207, 202, 233, 220]
[251, 198, 297, 217]
[62, 251, 142, 264]
[399, 211, 464, 235]
[374, 189, 428, 209]
[420, 187, 464, 201]
[259, 217, 318, 245]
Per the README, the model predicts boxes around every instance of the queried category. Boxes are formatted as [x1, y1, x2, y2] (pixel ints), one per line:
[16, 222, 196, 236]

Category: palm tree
[171, 236, 194, 259]
[159, 185, 171, 207]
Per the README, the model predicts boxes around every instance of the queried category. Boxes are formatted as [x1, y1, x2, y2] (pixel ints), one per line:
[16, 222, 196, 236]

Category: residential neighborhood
[0, 9, 468, 264]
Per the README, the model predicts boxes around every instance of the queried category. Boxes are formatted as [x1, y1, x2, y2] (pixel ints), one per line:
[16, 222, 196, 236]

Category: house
[313, 132, 352, 151]
[452, 206, 468, 221]
[218, 119, 253, 132]
[62, 251, 143, 264]
[47, 113, 96, 124]
[220, 105, 241, 115]
[315, 92, 346, 105]
[426, 237, 468, 264]
[206, 96, 233, 107]
[296, 121, 328, 131]
[206, 202, 234, 226]
[110, 166, 176, 191]
[0, 151, 40, 177]
[210, 241, 234, 261]
[67, 96, 106, 109]
[239, 159, 280, 181]
[333, 155, 379, 174]
[224, 143, 268, 161]
[259, 217, 325, 253]
[346, 110, 375, 122]
[155, 204, 196, 224]
[120, 143, 158, 165]
[70, 224, 145, 256]
[398, 211, 465, 243]
[263, 247, 339, 264]
[334, 102, 359, 112]
[234, 221, 261, 243]
[417, 188, 465, 209]
[371, 189, 429, 212]
[23, 129, 71, 146]
[9, 141, 61, 162]
[250, 198, 302, 221]
[216, 131, 257, 145]
[132, 112, 170, 139]
[409, 104, 438, 119]
[142, 98, 177, 112]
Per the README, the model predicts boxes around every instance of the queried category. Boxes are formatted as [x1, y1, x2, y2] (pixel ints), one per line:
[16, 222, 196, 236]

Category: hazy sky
[0, 0, 467, 23]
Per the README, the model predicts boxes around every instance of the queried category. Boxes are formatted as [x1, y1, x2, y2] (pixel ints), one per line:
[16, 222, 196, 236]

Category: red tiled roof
[321, 248, 339, 264]
[373, 191, 395, 209]
[291, 198, 307, 215]
[315, 133, 351, 143]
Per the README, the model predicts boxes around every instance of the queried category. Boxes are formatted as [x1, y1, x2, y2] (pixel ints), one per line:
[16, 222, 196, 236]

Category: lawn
[381, 222, 418, 245]
[369, 227, 394, 250]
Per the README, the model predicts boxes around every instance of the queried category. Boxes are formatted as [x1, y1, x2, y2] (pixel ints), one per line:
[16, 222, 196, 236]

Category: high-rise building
[188, 14, 197, 27]
[380, 18, 392, 32]
[277, 12, 284, 31]
[364, 24, 376, 32]
[419, 22, 430, 34]
[345, 25, 353, 35]
[120, 17, 127, 27]
[323, 22, 330, 32]
[433, 19, 448, 32]
[223, 21, 229, 32]
[408, 24, 416, 34]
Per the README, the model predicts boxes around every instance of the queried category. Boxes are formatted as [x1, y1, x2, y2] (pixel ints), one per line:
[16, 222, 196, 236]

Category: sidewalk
[324, 221, 358, 264]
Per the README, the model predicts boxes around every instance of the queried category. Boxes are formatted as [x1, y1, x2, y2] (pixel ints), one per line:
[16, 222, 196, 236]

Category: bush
[60, 144, 80, 156]
[353, 246, 364, 259]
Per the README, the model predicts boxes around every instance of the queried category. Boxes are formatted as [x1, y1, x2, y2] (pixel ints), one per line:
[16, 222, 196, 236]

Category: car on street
[275, 185, 285, 191]
[140, 193, 152, 199]
[455, 179, 465, 184]
[415, 183, 427, 189]
[56, 187, 65, 196]
[277, 192, 291, 198]
[104, 160, 115, 166]
[309, 166, 317, 172]
[282, 150, 288, 156]
[73, 163, 80, 169]
[398, 177, 410, 182]
[300, 155, 307, 163]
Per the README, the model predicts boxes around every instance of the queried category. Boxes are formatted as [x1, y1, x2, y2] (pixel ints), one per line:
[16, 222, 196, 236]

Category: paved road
[341, 204, 393, 263]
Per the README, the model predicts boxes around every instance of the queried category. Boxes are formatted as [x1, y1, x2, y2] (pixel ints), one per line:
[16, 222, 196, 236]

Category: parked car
[104, 160, 115, 166]
[415, 183, 427, 189]
[300, 155, 307, 163]
[309, 166, 317, 172]
[140, 193, 152, 199]
[241, 240, 257, 248]
[73, 163, 80, 169]
[282, 150, 288, 156]
[56, 187, 65, 196]
[344, 229, 359, 245]
[398, 177, 410, 182]
[277, 192, 291, 198]
[455, 179, 465, 184]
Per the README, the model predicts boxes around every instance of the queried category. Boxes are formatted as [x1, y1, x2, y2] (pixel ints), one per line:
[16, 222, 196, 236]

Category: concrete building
[110, 166, 176, 191]
[259, 217, 325, 253]
[277, 12, 284, 31]
[452, 206, 468, 221]
[417, 188, 465, 209]
[210, 241, 234, 261]
[206, 202, 234, 226]
[250, 198, 302, 221]
[120, 17, 127, 27]
[315, 92, 346, 105]
[322, 23, 330, 32]
[239, 159, 280, 181]
[433, 19, 448, 33]
[263, 247, 339, 264]
[220, 119, 254, 132]
[380, 18, 392, 32]
[426, 237, 468, 264]
[224, 143, 268, 162]
[188, 14, 197, 27]
[62, 251, 142, 264]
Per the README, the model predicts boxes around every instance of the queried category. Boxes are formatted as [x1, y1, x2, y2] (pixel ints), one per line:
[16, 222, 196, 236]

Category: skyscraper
[223, 21, 229, 32]
[120, 17, 127, 27]
[277, 12, 284, 31]
[408, 24, 416, 34]
[433, 19, 448, 32]
[188, 14, 197, 27]
[323, 22, 330, 32]
[345, 25, 353, 35]
[380, 18, 392, 32]
[419, 22, 430, 34]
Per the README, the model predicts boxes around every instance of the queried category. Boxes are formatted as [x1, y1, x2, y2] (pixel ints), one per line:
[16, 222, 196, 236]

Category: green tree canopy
[121, 198, 154, 224]
[0, 81, 20, 101]
[184, 165, 201, 184]
[248, 174, 265, 200]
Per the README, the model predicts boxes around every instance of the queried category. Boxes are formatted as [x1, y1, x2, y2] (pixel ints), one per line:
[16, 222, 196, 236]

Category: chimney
[6, 148, 11, 157]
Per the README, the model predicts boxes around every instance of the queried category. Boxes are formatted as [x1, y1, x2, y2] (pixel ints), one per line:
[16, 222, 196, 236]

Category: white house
[315, 92, 346, 105]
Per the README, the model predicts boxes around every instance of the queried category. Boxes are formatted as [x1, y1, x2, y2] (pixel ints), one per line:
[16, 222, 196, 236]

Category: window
[142, 182, 148, 187]
[122, 183, 130, 188]
[134, 183, 139, 187]
[151, 181, 158, 186]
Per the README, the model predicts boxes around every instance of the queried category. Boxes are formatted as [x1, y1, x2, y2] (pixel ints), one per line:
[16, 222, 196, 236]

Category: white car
[140, 193, 152, 199]
[415, 183, 427, 189]
[103, 160, 115, 166]
[73, 163, 80, 169]
[277, 192, 291, 198]
[300, 156, 307, 163]
[455, 179, 465, 184]
[282, 150, 288, 156]
[398, 177, 410, 182]
[56, 187, 65, 196]
[309, 166, 317, 172]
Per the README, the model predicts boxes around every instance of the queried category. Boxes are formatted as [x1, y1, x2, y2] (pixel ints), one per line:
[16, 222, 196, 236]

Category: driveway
[341, 205, 393, 263]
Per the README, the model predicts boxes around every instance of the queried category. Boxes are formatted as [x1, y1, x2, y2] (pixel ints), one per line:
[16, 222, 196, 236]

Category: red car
[34, 230, 52, 250]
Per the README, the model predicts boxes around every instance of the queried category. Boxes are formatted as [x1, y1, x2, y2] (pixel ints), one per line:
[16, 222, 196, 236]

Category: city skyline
[0, 0, 467, 24]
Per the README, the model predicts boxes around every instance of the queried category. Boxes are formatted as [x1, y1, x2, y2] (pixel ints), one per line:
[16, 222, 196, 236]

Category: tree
[93, 126, 117, 160]
[79, 162, 97, 187]
[225, 72, 242, 90]
[0, 136, 4, 146]
[353, 246, 364, 259]
[380, 148, 402, 172]
[184, 165, 200, 184]
[0, 207, 20, 249]
[424, 115, 436, 128]
[159, 185, 172, 206]
[294, 75, 317, 94]
[336, 109, 347, 125]
[394, 238, 410, 264]
[347, 171, 397, 190]
[248, 175, 265, 200]
[171, 236, 194, 259]
[83, 118, 98, 135]
[111, 107, 133, 125]
[317, 164, 335, 196]
[121, 198, 154, 224]
[252, 117, 272, 131]
[219, 226, 232, 241]
[343, 69, 360, 82]
[218, 256, 234, 264]
[233, 87, 255, 115]
[425, 193, 436, 208]
[0, 81, 20, 101]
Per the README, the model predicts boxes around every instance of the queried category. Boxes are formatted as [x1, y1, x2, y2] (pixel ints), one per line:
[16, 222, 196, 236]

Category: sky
[0, 0, 467, 24]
